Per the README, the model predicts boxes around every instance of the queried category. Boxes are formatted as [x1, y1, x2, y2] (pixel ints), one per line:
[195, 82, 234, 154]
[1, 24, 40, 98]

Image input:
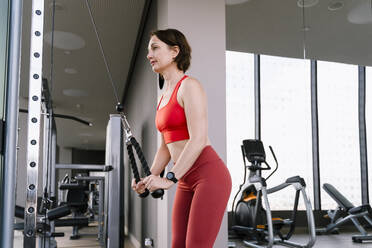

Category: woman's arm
[170, 77, 208, 180]
[150, 134, 171, 176]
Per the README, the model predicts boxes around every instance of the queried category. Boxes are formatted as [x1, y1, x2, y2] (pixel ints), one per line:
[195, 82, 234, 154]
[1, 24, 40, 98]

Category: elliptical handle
[241, 145, 247, 167]
[268, 146, 278, 166]
[265, 146, 279, 181]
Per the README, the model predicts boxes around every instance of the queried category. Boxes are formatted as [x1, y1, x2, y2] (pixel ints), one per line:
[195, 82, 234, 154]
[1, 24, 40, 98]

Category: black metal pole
[358, 65, 369, 204]
[254, 54, 261, 140]
[311, 60, 321, 210]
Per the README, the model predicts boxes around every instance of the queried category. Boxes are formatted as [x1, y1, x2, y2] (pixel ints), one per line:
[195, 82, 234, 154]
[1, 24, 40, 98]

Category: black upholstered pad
[323, 183, 355, 211]
[349, 204, 372, 215]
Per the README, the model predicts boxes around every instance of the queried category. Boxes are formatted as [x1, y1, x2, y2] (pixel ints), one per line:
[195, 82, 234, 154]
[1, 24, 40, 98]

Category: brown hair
[151, 29, 191, 72]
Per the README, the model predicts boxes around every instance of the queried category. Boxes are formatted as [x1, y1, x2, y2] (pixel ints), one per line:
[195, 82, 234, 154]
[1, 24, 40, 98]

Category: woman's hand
[143, 175, 174, 192]
[131, 178, 146, 194]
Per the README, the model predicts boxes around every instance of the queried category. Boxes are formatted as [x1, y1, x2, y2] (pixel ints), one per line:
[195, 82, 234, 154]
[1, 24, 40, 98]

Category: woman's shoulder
[184, 75, 199, 84]
[179, 76, 206, 99]
[181, 76, 204, 92]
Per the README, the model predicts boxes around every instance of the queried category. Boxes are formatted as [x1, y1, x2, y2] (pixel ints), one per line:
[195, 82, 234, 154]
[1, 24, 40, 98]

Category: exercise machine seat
[323, 183, 354, 211]
[348, 204, 372, 215]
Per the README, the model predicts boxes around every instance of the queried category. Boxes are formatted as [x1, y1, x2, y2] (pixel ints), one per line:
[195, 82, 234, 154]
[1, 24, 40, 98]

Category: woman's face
[147, 35, 178, 73]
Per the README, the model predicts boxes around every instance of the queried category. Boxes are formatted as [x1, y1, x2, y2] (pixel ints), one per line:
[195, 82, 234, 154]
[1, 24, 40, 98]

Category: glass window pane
[261, 55, 312, 210]
[367, 67, 372, 202]
[318, 61, 360, 209]
[226, 51, 254, 211]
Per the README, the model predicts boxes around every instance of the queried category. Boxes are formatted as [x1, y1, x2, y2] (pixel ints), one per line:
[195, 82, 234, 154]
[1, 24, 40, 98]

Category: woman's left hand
[143, 175, 174, 192]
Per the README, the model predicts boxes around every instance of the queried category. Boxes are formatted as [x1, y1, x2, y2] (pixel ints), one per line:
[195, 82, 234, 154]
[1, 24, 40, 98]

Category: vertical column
[358, 66, 369, 204]
[1, 0, 22, 246]
[311, 60, 321, 210]
[254, 54, 261, 140]
[40, 106, 51, 246]
[157, 1, 227, 247]
[50, 119, 57, 240]
[51, 120, 57, 202]
[24, 0, 45, 246]
[106, 114, 125, 248]
[42, 107, 50, 195]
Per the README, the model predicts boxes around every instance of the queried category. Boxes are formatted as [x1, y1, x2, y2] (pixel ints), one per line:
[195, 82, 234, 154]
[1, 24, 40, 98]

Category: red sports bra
[155, 75, 190, 144]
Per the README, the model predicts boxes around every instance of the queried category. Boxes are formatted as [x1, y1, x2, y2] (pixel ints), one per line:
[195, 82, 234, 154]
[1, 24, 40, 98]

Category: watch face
[167, 172, 174, 180]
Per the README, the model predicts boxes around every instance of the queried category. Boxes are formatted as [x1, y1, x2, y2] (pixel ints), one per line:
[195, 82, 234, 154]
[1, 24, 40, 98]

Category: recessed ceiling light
[225, 0, 252, 5]
[347, 0, 372, 24]
[301, 26, 311, 31]
[62, 89, 88, 97]
[64, 50, 71, 55]
[297, 0, 319, 8]
[328, 0, 344, 11]
[44, 31, 85, 50]
[64, 68, 77, 74]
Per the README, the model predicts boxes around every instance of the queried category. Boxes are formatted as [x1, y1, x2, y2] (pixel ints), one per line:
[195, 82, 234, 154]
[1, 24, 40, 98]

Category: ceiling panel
[226, 0, 305, 59]
[226, 0, 372, 66]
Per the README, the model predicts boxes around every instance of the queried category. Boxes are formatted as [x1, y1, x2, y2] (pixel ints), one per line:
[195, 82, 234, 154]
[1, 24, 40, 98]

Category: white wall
[126, 1, 228, 247]
[157, 0, 228, 247]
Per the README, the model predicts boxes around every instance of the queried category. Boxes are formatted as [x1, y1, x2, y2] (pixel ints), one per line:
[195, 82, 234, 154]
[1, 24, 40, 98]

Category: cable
[45, 0, 56, 195]
[44, 1, 56, 243]
[85, 0, 120, 105]
[301, 0, 307, 59]
[49, 0, 56, 104]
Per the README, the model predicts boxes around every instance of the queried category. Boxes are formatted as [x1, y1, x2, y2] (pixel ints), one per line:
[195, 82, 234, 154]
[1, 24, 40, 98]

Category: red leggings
[172, 146, 232, 248]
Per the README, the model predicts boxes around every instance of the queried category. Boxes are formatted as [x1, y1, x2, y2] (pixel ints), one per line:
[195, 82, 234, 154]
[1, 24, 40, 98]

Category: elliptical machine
[231, 139, 316, 248]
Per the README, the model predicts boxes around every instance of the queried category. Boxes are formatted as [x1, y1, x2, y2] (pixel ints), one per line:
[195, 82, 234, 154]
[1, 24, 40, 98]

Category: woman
[131, 29, 232, 248]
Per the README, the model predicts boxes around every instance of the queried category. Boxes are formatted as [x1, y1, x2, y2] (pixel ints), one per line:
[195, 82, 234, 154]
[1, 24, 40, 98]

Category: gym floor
[13, 227, 371, 247]
[13, 226, 134, 248]
[229, 228, 371, 248]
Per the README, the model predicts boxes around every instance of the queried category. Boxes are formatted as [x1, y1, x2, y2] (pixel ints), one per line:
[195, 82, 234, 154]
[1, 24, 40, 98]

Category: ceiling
[20, 0, 147, 149]
[226, 0, 372, 66]
[18, 0, 372, 150]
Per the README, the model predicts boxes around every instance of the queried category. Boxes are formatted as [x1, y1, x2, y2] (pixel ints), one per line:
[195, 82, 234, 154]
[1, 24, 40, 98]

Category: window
[318, 61, 360, 209]
[261, 55, 312, 210]
[226, 51, 254, 211]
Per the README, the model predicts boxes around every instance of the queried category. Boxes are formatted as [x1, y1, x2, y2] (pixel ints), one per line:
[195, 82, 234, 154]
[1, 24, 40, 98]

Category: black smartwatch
[166, 172, 178, 183]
